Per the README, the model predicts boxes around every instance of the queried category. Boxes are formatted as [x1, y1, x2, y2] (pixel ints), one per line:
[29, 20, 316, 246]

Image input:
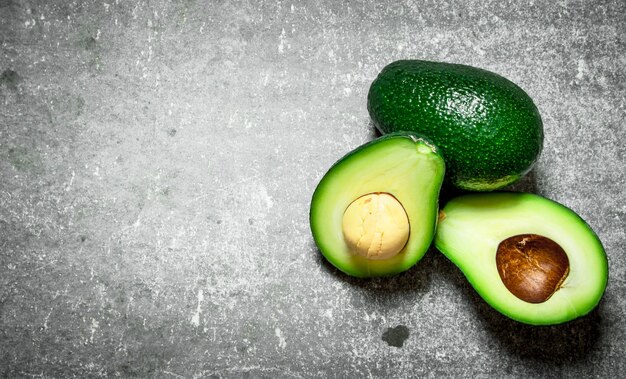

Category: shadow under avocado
[314, 232, 602, 361]
[438, 168, 540, 208]
[311, 239, 435, 309]
[368, 120, 383, 140]
[436, 248, 603, 362]
[504, 168, 540, 195]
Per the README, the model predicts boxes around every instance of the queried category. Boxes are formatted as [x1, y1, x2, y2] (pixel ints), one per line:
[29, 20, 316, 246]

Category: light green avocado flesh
[310, 132, 445, 278]
[435, 192, 608, 325]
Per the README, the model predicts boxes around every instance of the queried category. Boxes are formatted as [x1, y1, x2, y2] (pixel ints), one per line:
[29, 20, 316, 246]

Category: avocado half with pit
[435, 192, 608, 325]
[310, 132, 445, 277]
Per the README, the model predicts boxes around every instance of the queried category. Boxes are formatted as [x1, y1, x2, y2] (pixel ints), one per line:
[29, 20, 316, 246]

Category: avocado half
[310, 132, 445, 278]
[368, 60, 543, 191]
[435, 192, 608, 325]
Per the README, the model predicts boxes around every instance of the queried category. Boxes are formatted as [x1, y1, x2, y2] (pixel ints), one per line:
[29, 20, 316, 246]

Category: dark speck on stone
[80, 235, 87, 242]
[83, 36, 97, 50]
[248, 218, 254, 225]
[382, 325, 410, 348]
[167, 128, 177, 136]
[0, 69, 20, 90]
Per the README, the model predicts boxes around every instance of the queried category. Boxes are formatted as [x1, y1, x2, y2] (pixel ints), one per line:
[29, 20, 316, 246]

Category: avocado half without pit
[310, 132, 445, 278]
[435, 192, 608, 325]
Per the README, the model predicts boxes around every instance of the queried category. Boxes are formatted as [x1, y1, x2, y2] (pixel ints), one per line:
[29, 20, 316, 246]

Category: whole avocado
[367, 60, 543, 191]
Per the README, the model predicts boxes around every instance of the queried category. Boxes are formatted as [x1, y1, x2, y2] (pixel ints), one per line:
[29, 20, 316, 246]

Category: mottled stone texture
[1, 0, 625, 377]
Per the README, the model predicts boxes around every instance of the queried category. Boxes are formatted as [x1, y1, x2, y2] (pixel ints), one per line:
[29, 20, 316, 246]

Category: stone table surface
[1, 0, 625, 377]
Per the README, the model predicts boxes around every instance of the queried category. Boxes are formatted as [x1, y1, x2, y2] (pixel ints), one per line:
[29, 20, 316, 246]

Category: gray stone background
[1, 0, 625, 377]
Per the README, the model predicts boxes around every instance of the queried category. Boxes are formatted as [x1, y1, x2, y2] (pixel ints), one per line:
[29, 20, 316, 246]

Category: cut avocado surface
[435, 192, 608, 325]
[310, 132, 445, 278]
[368, 60, 543, 191]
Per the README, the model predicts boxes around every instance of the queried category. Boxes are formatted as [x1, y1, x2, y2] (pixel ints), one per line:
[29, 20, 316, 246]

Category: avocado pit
[496, 234, 570, 303]
[342, 192, 410, 260]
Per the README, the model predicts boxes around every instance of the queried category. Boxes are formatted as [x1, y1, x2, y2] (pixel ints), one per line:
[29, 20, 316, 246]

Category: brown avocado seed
[496, 234, 570, 303]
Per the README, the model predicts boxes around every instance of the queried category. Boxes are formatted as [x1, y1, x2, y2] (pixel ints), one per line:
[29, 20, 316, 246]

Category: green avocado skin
[368, 60, 543, 191]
